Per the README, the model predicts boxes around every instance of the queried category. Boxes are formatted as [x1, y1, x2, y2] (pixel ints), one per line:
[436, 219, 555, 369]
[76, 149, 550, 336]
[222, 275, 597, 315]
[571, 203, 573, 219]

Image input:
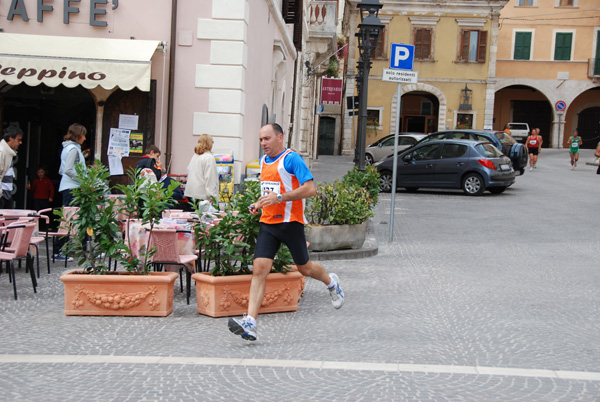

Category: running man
[228, 123, 344, 341]
[525, 128, 543, 171]
[567, 129, 582, 170]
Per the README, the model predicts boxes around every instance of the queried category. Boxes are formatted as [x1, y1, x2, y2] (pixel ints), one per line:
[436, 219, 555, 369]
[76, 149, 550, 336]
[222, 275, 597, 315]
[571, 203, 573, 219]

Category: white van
[506, 123, 530, 143]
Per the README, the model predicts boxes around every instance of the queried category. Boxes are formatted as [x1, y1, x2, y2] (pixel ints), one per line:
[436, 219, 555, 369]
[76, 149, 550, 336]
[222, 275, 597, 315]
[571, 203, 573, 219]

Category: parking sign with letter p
[390, 44, 415, 71]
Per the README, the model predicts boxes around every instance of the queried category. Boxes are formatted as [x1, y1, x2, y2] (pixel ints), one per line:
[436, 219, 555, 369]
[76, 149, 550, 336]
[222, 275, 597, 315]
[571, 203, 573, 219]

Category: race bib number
[261, 181, 281, 196]
[572, 142, 579, 147]
[530, 139, 537, 145]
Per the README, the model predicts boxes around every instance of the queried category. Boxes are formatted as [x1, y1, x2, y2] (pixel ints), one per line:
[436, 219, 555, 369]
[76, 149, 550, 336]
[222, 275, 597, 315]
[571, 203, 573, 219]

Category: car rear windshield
[475, 143, 503, 158]
[494, 132, 517, 145]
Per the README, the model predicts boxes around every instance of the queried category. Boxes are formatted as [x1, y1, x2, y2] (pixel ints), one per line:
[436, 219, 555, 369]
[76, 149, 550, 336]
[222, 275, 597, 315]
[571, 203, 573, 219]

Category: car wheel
[405, 187, 419, 193]
[379, 170, 393, 193]
[365, 154, 374, 166]
[488, 187, 506, 194]
[462, 173, 485, 196]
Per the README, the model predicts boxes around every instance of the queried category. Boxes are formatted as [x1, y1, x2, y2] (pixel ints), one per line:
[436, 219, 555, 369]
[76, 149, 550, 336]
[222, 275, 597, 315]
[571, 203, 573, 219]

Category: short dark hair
[268, 123, 284, 136]
[144, 145, 161, 155]
[3, 126, 23, 142]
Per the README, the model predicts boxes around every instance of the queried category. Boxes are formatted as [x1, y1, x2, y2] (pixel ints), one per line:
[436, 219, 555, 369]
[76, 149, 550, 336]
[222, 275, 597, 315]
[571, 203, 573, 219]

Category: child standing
[27, 166, 55, 212]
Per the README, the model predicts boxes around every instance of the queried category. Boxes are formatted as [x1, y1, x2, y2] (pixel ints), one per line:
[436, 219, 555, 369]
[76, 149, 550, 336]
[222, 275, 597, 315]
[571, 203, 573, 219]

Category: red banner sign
[321, 78, 343, 105]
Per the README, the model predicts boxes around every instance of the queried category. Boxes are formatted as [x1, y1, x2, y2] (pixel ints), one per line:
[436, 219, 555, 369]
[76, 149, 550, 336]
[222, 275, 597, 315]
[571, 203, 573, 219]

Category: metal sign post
[382, 43, 416, 242]
[389, 83, 401, 242]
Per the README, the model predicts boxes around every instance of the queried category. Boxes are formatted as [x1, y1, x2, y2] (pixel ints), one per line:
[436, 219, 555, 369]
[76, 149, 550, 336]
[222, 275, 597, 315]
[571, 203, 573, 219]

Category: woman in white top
[184, 134, 219, 205]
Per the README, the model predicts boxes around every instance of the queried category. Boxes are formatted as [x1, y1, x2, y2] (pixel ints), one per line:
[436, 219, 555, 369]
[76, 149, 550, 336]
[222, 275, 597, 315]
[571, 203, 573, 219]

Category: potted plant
[191, 180, 304, 317]
[305, 165, 379, 251]
[59, 162, 181, 317]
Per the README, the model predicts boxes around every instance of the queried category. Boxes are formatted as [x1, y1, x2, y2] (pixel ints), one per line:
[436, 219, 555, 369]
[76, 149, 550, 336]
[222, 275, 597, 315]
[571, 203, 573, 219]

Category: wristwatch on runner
[276, 194, 283, 203]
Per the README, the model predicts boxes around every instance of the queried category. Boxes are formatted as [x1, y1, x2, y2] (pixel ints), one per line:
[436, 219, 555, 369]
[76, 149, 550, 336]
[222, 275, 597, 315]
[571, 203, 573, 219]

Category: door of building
[595, 31, 600, 76]
[102, 83, 156, 188]
[512, 100, 552, 147]
[577, 107, 600, 149]
[318, 116, 335, 155]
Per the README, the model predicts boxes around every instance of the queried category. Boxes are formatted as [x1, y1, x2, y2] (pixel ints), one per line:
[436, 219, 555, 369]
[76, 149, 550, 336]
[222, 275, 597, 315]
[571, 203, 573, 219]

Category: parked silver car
[365, 133, 425, 165]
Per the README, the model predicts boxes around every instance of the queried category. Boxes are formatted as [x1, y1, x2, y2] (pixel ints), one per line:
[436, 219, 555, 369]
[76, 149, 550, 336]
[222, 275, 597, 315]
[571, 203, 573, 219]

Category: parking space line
[1, 354, 599, 381]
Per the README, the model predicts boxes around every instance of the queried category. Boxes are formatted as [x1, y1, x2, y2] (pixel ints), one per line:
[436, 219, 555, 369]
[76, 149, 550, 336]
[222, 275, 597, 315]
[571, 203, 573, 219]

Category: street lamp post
[354, 0, 383, 172]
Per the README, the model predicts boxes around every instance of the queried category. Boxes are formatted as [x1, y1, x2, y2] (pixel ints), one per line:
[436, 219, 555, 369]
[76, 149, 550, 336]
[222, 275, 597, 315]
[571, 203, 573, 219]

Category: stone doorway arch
[391, 83, 447, 133]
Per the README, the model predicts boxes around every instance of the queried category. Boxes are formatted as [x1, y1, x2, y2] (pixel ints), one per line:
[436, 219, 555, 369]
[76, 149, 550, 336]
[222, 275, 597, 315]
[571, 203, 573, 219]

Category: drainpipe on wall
[165, 0, 178, 173]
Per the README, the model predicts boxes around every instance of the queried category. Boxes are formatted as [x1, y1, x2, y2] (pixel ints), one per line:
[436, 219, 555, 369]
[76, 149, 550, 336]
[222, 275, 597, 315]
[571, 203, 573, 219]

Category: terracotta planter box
[306, 222, 368, 251]
[191, 271, 305, 318]
[60, 271, 179, 317]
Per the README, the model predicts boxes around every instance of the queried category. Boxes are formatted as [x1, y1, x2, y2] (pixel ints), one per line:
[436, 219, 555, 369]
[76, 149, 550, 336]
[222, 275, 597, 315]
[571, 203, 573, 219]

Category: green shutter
[594, 31, 600, 76]
[554, 32, 572, 61]
[514, 32, 531, 60]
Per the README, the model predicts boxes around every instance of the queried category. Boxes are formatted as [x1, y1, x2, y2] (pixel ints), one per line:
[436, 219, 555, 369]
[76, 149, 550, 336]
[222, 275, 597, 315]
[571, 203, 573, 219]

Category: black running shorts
[528, 147, 539, 155]
[254, 222, 310, 266]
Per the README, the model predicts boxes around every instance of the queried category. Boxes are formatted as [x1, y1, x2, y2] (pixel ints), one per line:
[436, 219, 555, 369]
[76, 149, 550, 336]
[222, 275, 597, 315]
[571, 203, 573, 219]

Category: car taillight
[478, 159, 496, 170]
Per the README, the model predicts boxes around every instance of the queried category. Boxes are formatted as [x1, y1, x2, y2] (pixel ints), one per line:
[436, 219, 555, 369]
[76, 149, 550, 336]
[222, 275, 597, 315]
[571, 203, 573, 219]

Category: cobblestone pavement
[0, 150, 599, 401]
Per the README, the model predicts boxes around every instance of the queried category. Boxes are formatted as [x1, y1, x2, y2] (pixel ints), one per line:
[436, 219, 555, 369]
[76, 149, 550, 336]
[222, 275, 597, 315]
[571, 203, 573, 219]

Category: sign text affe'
[6, 0, 119, 27]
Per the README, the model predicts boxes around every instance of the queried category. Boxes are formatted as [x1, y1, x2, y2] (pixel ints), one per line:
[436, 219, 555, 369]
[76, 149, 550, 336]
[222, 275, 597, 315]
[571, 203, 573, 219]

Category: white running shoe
[228, 315, 257, 341]
[530, 167, 533, 172]
[328, 273, 345, 309]
[575, 161, 578, 168]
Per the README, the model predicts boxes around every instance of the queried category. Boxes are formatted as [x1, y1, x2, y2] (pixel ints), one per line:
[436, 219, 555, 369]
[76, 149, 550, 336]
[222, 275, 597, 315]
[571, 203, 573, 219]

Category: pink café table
[125, 219, 196, 268]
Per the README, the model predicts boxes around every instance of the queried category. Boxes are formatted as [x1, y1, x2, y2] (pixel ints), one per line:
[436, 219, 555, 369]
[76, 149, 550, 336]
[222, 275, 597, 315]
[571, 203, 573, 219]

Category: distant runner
[567, 129, 582, 170]
[525, 128, 543, 172]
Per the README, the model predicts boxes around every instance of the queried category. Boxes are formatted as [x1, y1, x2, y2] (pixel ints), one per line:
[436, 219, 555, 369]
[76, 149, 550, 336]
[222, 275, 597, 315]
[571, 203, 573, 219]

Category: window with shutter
[477, 31, 487, 63]
[559, 0, 574, 6]
[373, 26, 387, 59]
[554, 32, 572, 61]
[414, 28, 432, 60]
[459, 30, 487, 63]
[595, 30, 600, 76]
[514, 32, 532, 60]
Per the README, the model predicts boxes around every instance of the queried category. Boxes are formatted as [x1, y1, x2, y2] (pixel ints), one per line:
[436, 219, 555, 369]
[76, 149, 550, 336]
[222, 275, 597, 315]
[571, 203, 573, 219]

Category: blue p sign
[390, 44, 415, 71]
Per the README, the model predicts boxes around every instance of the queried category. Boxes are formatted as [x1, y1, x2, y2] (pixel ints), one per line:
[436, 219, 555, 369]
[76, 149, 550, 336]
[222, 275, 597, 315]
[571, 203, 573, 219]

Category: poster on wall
[108, 128, 131, 157]
[129, 133, 144, 154]
[119, 114, 139, 130]
[107, 128, 131, 176]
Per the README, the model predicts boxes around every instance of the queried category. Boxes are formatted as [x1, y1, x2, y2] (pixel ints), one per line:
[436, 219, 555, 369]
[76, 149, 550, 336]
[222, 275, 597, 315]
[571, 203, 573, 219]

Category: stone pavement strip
[0, 150, 599, 401]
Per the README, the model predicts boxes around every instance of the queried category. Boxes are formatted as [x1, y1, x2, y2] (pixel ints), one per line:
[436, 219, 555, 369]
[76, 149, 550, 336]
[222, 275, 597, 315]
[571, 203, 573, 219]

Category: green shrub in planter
[194, 179, 293, 276]
[306, 166, 379, 226]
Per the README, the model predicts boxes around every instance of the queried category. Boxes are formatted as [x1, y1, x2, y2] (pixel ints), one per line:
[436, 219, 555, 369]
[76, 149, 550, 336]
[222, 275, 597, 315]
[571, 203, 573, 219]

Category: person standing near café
[525, 128, 543, 171]
[27, 166, 55, 211]
[184, 134, 219, 206]
[228, 123, 344, 342]
[0, 126, 23, 209]
[567, 129, 582, 170]
[56, 123, 87, 260]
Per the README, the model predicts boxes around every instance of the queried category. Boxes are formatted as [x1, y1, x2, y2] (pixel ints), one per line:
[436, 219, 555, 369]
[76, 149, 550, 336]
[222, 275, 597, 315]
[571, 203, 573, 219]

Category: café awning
[0, 33, 162, 91]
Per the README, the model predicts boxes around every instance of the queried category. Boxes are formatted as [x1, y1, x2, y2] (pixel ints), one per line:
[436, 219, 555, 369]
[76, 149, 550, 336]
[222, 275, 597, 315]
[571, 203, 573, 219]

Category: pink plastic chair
[0, 222, 37, 300]
[149, 228, 197, 304]
[47, 206, 79, 267]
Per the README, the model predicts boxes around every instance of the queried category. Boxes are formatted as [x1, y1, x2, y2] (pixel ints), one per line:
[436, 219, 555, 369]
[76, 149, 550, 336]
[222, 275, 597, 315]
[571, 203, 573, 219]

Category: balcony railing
[306, 0, 338, 36]
[588, 58, 600, 78]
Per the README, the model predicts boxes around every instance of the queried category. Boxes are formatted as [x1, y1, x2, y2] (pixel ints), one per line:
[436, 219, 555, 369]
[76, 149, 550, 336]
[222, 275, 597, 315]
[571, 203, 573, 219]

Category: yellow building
[495, 0, 600, 148]
[342, 0, 508, 153]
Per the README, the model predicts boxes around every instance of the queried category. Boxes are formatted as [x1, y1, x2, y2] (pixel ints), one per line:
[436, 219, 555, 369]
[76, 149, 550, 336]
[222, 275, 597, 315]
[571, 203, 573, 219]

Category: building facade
[341, 0, 508, 156]
[0, 0, 299, 207]
[495, 0, 600, 148]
